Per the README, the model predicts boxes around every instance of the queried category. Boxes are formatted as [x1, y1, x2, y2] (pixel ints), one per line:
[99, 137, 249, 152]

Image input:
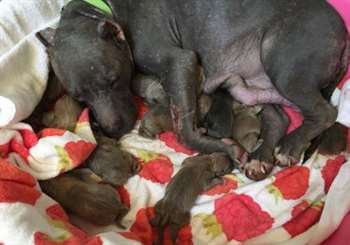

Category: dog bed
[0, 0, 349, 244]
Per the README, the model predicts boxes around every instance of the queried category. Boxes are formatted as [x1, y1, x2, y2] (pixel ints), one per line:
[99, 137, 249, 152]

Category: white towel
[0, 0, 71, 127]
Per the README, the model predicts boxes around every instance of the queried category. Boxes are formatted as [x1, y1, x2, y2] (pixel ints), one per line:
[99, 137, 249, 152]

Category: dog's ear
[97, 20, 125, 42]
[36, 27, 56, 47]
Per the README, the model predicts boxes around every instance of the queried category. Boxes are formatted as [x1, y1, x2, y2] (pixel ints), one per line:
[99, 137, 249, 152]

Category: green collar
[83, 0, 113, 17]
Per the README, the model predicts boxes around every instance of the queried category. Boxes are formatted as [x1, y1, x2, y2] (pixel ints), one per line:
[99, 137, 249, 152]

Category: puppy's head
[86, 137, 140, 186]
[209, 152, 233, 175]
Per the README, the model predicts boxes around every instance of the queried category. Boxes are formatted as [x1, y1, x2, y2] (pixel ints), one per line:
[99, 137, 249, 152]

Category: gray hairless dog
[102, 0, 349, 172]
[45, 0, 349, 177]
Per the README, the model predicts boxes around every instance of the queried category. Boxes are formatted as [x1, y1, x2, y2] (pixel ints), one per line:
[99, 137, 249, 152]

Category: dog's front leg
[162, 48, 240, 163]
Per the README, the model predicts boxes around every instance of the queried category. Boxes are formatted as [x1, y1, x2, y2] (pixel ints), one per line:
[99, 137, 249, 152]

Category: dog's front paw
[274, 134, 307, 167]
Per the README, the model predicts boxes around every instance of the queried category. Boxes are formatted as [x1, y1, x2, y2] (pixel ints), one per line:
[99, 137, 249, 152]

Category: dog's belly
[204, 41, 293, 106]
[236, 73, 293, 106]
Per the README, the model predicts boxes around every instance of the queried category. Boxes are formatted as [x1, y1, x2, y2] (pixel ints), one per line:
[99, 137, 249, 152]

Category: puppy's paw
[243, 159, 274, 181]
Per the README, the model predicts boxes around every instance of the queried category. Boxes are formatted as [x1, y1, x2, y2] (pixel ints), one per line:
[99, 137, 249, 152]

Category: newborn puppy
[85, 136, 140, 186]
[150, 153, 232, 244]
[200, 90, 234, 139]
[139, 88, 262, 154]
[232, 102, 262, 153]
[138, 105, 173, 138]
[132, 73, 169, 106]
[42, 95, 83, 131]
[40, 168, 128, 227]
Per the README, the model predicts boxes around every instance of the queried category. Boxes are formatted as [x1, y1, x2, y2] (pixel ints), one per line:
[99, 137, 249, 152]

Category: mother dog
[67, 0, 349, 176]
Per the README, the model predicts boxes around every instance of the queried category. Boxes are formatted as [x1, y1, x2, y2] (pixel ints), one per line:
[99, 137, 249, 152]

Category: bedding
[0, 0, 349, 244]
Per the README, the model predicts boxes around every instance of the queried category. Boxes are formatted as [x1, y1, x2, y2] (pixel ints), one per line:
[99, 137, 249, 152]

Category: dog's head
[41, 0, 137, 139]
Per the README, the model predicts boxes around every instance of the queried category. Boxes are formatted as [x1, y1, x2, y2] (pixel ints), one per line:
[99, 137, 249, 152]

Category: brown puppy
[42, 95, 83, 131]
[40, 168, 128, 227]
[138, 105, 173, 139]
[139, 90, 262, 154]
[232, 102, 262, 153]
[132, 73, 169, 106]
[150, 153, 232, 244]
[85, 136, 140, 186]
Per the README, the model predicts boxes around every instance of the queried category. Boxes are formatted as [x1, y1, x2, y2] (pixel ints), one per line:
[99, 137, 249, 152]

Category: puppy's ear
[36, 27, 56, 47]
[97, 20, 126, 42]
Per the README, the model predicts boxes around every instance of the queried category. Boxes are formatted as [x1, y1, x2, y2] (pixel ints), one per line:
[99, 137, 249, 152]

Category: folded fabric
[1, 109, 96, 180]
[0, 0, 70, 127]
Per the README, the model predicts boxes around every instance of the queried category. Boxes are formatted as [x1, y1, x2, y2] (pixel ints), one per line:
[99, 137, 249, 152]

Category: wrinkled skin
[103, 0, 349, 167]
[40, 168, 128, 227]
[150, 152, 232, 244]
[85, 136, 140, 186]
[45, 0, 137, 139]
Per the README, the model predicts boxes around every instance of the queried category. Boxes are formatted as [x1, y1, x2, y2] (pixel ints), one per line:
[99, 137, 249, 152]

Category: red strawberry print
[290, 200, 310, 218]
[137, 150, 173, 184]
[20, 129, 38, 148]
[116, 186, 131, 209]
[46, 204, 69, 222]
[134, 96, 149, 120]
[10, 139, 30, 159]
[34, 204, 103, 245]
[283, 200, 324, 237]
[38, 128, 66, 138]
[214, 193, 274, 242]
[0, 142, 10, 157]
[202, 175, 239, 196]
[64, 140, 96, 165]
[0, 180, 41, 205]
[0, 159, 36, 186]
[0, 159, 40, 204]
[159, 132, 196, 155]
[120, 207, 156, 245]
[120, 207, 192, 245]
[268, 166, 310, 201]
[321, 155, 346, 193]
[77, 108, 89, 124]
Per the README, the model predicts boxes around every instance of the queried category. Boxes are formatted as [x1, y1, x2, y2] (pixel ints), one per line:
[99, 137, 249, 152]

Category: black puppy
[102, 0, 349, 167]
[37, 0, 137, 139]
[150, 153, 232, 244]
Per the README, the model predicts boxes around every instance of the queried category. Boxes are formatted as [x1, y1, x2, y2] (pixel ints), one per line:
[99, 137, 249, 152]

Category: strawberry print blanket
[0, 0, 349, 244]
[0, 98, 349, 245]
